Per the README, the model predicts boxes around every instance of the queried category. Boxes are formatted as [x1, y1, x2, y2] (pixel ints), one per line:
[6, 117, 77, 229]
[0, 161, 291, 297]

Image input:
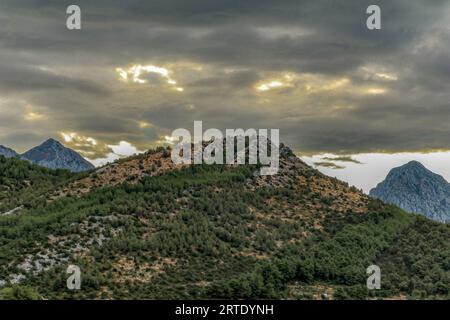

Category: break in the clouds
[1, 0, 450, 161]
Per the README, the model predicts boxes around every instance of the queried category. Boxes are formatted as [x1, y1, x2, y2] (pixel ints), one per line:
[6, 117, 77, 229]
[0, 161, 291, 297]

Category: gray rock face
[21, 138, 94, 172]
[369, 161, 450, 223]
[0, 145, 19, 158]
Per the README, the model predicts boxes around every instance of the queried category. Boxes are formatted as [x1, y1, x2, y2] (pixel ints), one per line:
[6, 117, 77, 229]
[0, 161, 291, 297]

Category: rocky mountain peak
[370, 161, 450, 222]
[21, 139, 94, 172]
[41, 138, 60, 146]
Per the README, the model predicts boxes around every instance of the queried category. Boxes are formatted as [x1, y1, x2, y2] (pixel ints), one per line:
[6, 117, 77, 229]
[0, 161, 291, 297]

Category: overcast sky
[1, 0, 450, 190]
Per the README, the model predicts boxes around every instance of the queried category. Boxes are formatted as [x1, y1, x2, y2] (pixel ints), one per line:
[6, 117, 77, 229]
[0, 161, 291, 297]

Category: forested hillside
[0, 156, 81, 213]
[0, 147, 449, 300]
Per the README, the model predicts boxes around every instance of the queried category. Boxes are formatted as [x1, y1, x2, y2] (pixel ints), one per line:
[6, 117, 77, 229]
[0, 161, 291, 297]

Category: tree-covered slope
[0, 147, 448, 300]
[0, 156, 82, 213]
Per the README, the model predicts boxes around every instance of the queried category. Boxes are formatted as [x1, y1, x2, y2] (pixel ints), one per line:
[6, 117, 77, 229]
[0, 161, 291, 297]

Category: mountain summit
[369, 161, 450, 223]
[21, 138, 94, 172]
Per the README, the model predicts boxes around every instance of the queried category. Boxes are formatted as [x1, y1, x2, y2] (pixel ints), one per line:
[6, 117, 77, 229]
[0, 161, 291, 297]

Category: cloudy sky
[1, 0, 450, 191]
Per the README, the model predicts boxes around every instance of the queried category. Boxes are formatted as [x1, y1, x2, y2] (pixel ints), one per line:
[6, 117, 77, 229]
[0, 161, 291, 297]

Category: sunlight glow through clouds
[256, 73, 353, 94]
[116, 64, 184, 92]
[366, 88, 387, 95]
[61, 132, 97, 146]
[255, 72, 393, 97]
[162, 135, 179, 145]
[61, 133, 145, 167]
[60, 132, 144, 160]
[257, 81, 284, 91]
[256, 74, 295, 92]
[138, 121, 152, 129]
[24, 112, 44, 121]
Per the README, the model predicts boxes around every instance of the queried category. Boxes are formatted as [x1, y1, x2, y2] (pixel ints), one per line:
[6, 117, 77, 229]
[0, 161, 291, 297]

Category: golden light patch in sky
[255, 73, 354, 95]
[299, 75, 351, 94]
[256, 74, 295, 92]
[60, 132, 117, 159]
[317, 78, 350, 91]
[366, 88, 388, 95]
[59, 132, 148, 163]
[60, 132, 97, 146]
[257, 81, 284, 91]
[164, 135, 179, 144]
[24, 112, 45, 121]
[138, 121, 152, 129]
[116, 64, 184, 92]
[116, 68, 128, 81]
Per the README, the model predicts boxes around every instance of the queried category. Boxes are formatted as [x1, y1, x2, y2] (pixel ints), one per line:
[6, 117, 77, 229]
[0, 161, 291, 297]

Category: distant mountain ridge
[369, 161, 450, 223]
[0, 146, 18, 158]
[0, 139, 94, 172]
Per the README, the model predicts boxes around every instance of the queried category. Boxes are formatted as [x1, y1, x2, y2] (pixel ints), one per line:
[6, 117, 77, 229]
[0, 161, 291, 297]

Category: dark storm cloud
[0, 0, 449, 156]
[0, 63, 108, 96]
